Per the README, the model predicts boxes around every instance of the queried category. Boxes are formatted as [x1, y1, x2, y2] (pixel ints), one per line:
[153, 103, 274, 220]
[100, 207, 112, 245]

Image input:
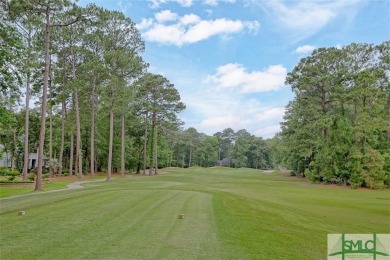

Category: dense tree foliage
[272, 42, 390, 189]
[167, 127, 272, 169]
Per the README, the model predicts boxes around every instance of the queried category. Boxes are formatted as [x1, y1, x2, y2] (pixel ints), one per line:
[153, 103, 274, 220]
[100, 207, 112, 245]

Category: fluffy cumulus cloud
[155, 10, 178, 22]
[137, 10, 260, 46]
[295, 45, 316, 54]
[206, 63, 287, 93]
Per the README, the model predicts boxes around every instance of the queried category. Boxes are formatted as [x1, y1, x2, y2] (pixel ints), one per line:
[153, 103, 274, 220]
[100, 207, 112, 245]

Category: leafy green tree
[279, 42, 389, 188]
[214, 128, 235, 165]
[196, 136, 218, 167]
[99, 10, 144, 180]
[9, 0, 82, 190]
[0, 1, 23, 101]
[134, 73, 185, 174]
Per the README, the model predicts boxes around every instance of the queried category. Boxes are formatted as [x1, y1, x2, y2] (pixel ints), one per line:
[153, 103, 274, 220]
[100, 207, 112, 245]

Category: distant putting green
[0, 167, 389, 259]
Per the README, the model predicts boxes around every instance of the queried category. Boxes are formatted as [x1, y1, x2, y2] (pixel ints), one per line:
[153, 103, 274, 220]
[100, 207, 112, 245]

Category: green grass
[0, 180, 76, 198]
[0, 175, 107, 198]
[0, 167, 389, 259]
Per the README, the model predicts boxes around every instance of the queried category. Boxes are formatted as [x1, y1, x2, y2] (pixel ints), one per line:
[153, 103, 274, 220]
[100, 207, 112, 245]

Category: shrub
[0, 169, 20, 176]
[7, 175, 15, 181]
[28, 173, 35, 181]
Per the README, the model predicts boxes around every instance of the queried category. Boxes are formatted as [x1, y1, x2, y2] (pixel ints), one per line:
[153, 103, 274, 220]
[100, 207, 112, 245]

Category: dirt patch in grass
[48, 176, 79, 181]
[262, 170, 275, 173]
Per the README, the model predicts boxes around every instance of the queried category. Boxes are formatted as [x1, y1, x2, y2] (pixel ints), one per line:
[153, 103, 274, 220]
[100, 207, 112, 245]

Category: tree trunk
[71, 47, 82, 180]
[58, 100, 66, 177]
[35, 10, 51, 191]
[107, 109, 114, 181]
[75, 88, 82, 180]
[143, 112, 148, 175]
[90, 74, 96, 177]
[121, 113, 125, 177]
[152, 113, 158, 175]
[49, 68, 54, 177]
[11, 131, 16, 171]
[189, 148, 193, 168]
[70, 133, 74, 176]
[22, 66, 30, 180]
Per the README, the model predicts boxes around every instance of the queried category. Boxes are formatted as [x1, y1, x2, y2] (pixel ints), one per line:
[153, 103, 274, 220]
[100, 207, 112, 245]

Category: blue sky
[79, 0, 390, 138]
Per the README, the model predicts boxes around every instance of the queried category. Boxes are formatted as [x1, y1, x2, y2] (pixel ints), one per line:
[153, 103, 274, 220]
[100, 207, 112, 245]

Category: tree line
[0, 0, 273, 191]
[172, 127, 272, 169]
[0, 0, 187, 190]
[269, 42, 390, 189]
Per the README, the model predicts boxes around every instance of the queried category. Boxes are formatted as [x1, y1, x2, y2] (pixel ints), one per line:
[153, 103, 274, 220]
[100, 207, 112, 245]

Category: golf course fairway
[0, 167, 389, 259]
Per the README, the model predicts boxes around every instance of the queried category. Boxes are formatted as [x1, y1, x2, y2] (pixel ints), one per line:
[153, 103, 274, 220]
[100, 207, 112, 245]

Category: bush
[28, 173, 35, 181]
[0, 169, 20, 176]
[7, 175, 15, 181]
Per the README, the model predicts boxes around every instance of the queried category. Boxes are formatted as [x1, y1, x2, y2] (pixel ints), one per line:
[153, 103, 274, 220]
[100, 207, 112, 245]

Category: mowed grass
[0, 167, 389, 259]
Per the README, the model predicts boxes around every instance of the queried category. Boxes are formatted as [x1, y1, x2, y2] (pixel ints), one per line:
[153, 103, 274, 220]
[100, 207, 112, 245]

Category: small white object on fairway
[178, 213, 184, 219]
[18, 211, 26, 216]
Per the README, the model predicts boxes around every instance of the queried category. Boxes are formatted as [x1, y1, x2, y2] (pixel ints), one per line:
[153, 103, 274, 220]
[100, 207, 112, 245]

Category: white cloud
[149, 0, 194, 8]
[260, 0, 361, 41]
[255, 107, 285, 121]
[147, 62, 289, 138]
[180, 14, 201, 25]
[139, 12, 260, 46]
[149, 0, 166, 8]
[203, 0, 218, 6]
[137, 18, 154, 30]
[155, 10, 178, 23]
[143, 23, 185, 45]
[184, 19, 244, 42]
[177, 0, 193, 7]
[206, 63, 287, 93]
[197, 106, 285, 135]
[116, 0, 131, 13]
[200, 115, 242, 128]
[295, 45, 316, 54]
[193, 95, 285, 137]
[244, 21, 261, 34]
[254, 125, 281, 138]
[203, 0, 236, 6]
[149, 0, 236, 7]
